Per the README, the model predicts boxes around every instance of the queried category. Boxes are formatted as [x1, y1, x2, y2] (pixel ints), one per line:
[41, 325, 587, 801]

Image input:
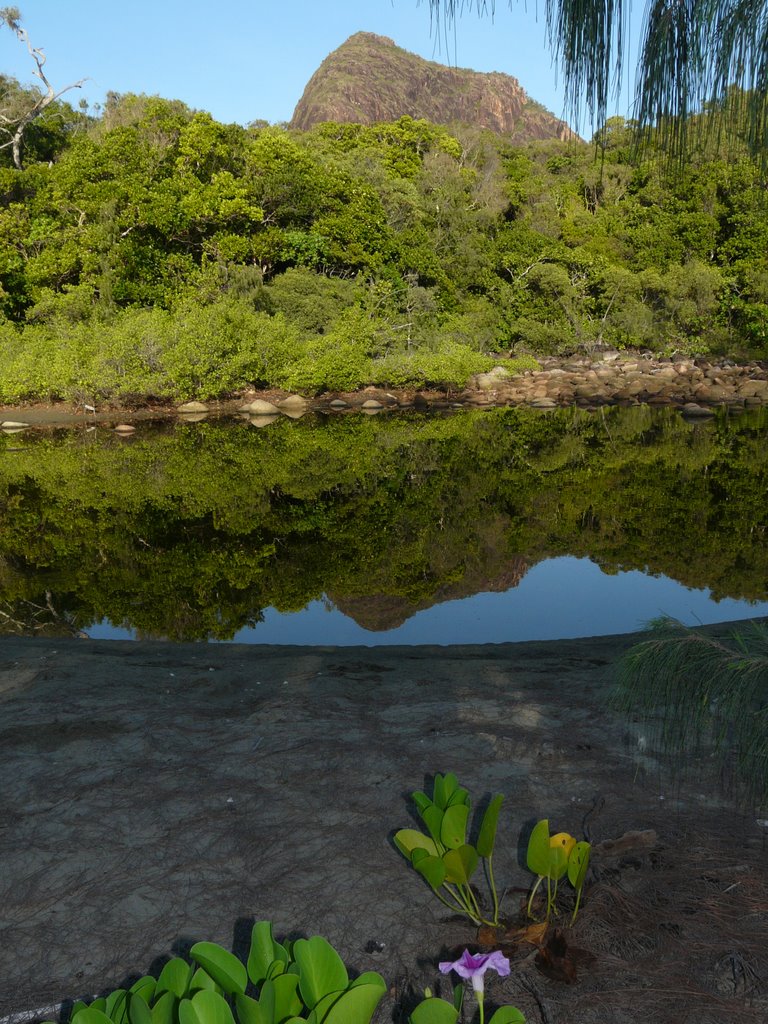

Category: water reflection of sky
[88, 556, 768, 645]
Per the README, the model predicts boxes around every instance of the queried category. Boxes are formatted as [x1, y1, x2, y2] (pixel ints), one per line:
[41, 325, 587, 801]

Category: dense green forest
[1, 406, 766, 639]
[0, 84, 767, 402]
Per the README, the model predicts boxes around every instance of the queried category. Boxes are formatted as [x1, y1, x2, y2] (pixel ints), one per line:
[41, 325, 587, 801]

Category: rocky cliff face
[291, 32, 573, 140]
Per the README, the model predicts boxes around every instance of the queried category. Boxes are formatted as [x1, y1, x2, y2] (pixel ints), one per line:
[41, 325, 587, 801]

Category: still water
[1, 404, 767, 643]
[87, 557, 768, 644]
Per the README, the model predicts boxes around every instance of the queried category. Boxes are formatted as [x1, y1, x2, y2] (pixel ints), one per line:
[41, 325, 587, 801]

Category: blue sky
[1, 2, 640, 132]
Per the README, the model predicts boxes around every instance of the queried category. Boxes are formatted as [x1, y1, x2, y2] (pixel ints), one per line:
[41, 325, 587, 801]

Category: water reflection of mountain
[0, 405, 766, 641]
[330, 556, 530, 631]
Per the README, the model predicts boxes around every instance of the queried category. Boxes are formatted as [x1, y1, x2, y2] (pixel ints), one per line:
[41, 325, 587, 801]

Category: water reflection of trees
[0, 405, 766, 641]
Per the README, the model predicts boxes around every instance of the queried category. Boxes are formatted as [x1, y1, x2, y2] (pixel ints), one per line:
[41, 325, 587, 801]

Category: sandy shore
[1, 627, 766, 1023]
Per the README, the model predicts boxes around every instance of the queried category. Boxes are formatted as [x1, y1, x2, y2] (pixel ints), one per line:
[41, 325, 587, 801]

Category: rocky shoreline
[2, 353, 768, 430]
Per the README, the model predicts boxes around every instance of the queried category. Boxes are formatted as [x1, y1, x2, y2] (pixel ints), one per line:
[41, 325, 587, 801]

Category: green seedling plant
[409, 951, 525, 1024]
[53, 922, 386, 1024]
[525, 819, 591, 924]
[394, 772, 505, 927]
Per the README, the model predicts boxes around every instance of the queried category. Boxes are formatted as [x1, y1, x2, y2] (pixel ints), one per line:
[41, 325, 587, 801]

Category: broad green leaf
[446, 787, 470, 808]
[442, 844, 479, 884]
[349, 972, 386, 991]
[126, 993, 151, 1024]
[293, 935, 349, 1010]
[234, 994, 268, 1024]
[440, 803, 469, 849]
[256, 980, 275, 1024]
[305, 990, 343, 1024]
[189, 969, 220, 994]
[190, 941, 247, 995]
[129, 978, 156, 1003]
[526, 820, 551, 876]
[441, 772, 459, 803]
[414, 854, 447, 890]
[273, 973, 303, 1022]
[547, 844, 569, 881]
[70, 1003, 89, 1017]
[322, 983, 386, 1024]
[488, 1008, 526, 1024]
[394, 829, 438, 859]
[452, 984, 464, 1014]
[421, 805, 444, 846]
[411, 847, 429, 866]
[247, 922, 289, 986]
[91, 1003, 107, 1014]
[178, 991, 235, 1024]
[105, 990, 128, 1024]
[150, 992, 176, 1024]
[432, 773, 446, 809]
[412, 791, 432, 813]
[567, 841, 591, 889]
[71, 1010, 114, 1024]
[156, 958, 193, 998]
[476, 794, 504, 858]
[409, 997, 459, 1024]
[266, 960, 287, 980]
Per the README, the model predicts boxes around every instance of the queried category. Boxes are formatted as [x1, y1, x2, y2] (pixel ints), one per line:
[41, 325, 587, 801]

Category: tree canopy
[427, 0, 768, 159]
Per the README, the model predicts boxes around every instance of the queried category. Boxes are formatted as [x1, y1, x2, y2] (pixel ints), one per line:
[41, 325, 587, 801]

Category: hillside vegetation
[0, 87, 767, 403]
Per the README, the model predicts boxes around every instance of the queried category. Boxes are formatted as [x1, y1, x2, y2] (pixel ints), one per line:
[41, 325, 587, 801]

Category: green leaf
[256, 980, 275, 1024]
[156, 959, 193, 998]
[409, 997, 460, 1024]
[247, 922, 289, 986]
[349, 972, 386, 991]
[394, 829, 438, 859]
[476, 794, 504, 859]
[91, 1003, 107, 1014]
[414, 854, 447, 890]
[273, 973, 303, 1022]
[234, 995, 268, 1024]
[488, 1008, 526, 1024]
[126, 993, 152, 1024]
[452, 984, 464, 1014]
[149, 992, 176, 1024]
[547, 844, 569, 881]
[178, 991, 235, 1024]
[129, 978, 156, 1003]
[412, 791, 432, 814]
[442, 844, 479, 884]
[70, 1003, 89, 1018]
[306, 991, 343, 1024]
[432, 773, 446, 809]
[411, 847, 430, 866]
[526, 820, 551, 876]
[421, 804, 445, 845]
[446, 787, 470, 808]
[440, 803, 469, 849]
[567, 841, 591, 890]
[105, 990, 128, 1024]
[190, 941, 248, 995]
[441, 772, 459, 804]
[189, 969, 220, 995]
[322, 983, 386, 1024]
[293, 935, 349, 1010]
[71, 1010, 114, 1024]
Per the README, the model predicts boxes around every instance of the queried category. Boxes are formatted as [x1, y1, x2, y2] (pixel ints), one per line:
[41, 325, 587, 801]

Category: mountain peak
[291, 32, 572, 140]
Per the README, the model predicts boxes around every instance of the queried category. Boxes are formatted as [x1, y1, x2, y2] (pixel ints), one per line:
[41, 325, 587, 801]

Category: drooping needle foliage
[427, 0, 768, 161]
[614, 616, 768, 803]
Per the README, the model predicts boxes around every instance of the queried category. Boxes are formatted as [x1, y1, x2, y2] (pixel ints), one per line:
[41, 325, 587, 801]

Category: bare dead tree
[0, 6, 86, 169]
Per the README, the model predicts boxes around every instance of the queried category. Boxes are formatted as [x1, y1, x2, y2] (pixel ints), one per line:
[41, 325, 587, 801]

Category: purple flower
[438, 949, 511, 994]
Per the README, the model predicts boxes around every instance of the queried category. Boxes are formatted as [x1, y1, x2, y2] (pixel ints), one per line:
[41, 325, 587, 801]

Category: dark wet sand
[1, 627, 766, 1023]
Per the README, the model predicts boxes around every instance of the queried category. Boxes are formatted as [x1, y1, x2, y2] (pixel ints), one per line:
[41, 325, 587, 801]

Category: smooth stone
[249, 415, 278, 428]
[681, 403, 715, 417]
[529, 397, 557, 408]
[280, 408, 306, 420]
[329, 399, 348, 408]
[177, 401, 208, 413]
[278, 394, 308, 411]
[114, 424, 136, 433]
[242, 399, 279, 415]
[1, 421, 29, 428]
[362, 399, 384, 409]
